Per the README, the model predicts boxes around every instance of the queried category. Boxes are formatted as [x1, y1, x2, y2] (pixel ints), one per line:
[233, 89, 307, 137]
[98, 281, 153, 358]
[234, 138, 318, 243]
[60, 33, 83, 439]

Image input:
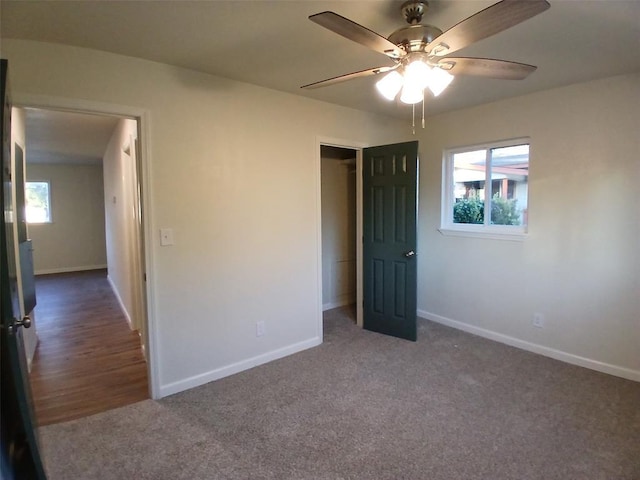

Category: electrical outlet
[256, 320, 266, 337]
[532, 313, 544, 328]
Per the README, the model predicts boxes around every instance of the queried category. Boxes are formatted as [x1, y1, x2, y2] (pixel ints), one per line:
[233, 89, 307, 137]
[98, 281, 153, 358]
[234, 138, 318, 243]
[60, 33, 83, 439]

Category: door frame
[316, 136, 367, 334]
[121, 134, 145, 337]
[9, 110, 38, 369]
[14, 93, 160, 399]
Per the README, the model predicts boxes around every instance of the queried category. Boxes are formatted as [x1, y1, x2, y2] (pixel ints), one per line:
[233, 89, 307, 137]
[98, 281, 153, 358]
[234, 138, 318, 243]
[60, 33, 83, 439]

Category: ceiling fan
[302, 0, 550, 118]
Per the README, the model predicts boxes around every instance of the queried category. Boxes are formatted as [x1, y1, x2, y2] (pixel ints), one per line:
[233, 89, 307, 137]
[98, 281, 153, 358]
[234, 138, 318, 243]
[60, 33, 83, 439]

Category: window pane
[452, 150, 485, 224]
[25, 181, 51, 223]
[489, 145, 529, 226]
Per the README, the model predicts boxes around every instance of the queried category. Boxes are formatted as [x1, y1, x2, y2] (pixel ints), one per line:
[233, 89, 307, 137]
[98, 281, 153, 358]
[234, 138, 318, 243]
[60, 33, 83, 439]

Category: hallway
[29, 269, 149, 426]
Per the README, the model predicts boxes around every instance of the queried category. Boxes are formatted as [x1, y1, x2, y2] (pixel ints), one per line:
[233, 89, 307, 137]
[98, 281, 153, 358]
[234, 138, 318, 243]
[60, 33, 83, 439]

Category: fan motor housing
[401, 0, 428, 24]
[388, 24, 444, 54]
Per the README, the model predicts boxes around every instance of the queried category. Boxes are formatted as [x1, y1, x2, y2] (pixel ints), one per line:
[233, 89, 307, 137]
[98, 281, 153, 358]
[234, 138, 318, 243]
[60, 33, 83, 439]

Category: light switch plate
[160, 228, 174, 246]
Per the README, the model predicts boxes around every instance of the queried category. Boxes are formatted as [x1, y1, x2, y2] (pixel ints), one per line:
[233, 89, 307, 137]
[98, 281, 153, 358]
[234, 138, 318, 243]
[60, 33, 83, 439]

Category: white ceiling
[2, 0, 640, 162]
[24, 109, 119, 165]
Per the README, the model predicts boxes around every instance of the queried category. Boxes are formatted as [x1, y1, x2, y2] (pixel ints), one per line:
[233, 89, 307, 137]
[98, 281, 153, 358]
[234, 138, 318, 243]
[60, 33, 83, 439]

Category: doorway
[317, 139, 420, 342]
[320, 146, 357, 321]
[318, 140, 364, 332]
[16, 104, 153, 423]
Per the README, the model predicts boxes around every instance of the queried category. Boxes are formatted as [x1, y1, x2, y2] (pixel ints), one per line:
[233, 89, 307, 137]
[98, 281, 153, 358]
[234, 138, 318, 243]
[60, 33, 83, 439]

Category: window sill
[438, 227, 527, 242]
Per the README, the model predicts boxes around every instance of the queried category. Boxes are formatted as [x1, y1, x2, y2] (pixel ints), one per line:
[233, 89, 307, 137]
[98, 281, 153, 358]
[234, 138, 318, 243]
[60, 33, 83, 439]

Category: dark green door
[0, 59, 47, 480]
[363, 141, 418, 341]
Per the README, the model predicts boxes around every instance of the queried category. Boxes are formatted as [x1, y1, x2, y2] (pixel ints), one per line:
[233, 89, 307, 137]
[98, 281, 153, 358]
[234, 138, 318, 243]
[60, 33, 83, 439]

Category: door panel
[363, 141, 418, 341]
[0, 59, 47, 480]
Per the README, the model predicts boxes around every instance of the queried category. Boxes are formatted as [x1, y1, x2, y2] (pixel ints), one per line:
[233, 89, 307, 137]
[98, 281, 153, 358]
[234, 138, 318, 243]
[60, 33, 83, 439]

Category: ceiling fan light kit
[303, 0, 551, 131]
[378, 56, 455, 105]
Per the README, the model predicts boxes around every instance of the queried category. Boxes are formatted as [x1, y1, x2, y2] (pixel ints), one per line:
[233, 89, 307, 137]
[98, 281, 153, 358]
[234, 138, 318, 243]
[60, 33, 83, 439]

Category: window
[441, 139, 529, 240]
[25, 181, 52, 223]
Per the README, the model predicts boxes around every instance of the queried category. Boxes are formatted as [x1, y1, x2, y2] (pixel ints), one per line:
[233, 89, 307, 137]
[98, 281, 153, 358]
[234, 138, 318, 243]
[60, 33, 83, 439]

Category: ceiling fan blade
[301, 66, 396, 90]
[428, 0, 550, 56]
[310, 11, 405, 59]
[437, 57, 536, 80]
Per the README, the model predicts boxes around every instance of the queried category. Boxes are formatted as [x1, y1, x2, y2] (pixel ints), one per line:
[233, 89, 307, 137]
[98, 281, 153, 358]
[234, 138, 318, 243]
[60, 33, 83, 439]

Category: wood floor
[28, 269, 149, 426]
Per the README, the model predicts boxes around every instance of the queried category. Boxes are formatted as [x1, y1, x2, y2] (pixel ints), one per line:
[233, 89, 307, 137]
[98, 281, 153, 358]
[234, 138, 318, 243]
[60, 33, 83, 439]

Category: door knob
[7, 316, 31, 335]
[15, 316, 32, 329]
[404, 250, 416, 258]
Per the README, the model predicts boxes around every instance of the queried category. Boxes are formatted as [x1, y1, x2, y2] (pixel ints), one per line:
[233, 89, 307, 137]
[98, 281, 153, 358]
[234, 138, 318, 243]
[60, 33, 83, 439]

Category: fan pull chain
[412, 104, 415, 135]
[422, 91, 425, 129]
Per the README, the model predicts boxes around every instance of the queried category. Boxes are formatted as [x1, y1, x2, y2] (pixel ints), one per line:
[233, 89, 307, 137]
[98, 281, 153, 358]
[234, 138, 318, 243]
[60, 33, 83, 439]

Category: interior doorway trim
[13, 93, 160, 400]
[316, 136, 367, 335]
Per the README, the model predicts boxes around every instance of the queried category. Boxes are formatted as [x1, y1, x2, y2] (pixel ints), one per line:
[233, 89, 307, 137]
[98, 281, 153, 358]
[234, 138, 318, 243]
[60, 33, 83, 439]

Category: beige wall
[1, 39, 411, 396]
[26, 163, 107, 274]
[321, 151, 356, 310]
[417, 73, 640, 378]
[103, 118, 141, 333]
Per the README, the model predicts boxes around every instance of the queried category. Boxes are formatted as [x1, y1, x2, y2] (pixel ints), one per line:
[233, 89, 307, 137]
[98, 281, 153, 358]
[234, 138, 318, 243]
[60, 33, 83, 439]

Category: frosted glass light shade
[427, 67, 454, 97]
[404, 60, 431, 87]
[400, 83, 423, 104]
[400, 60, 429, 104]
[375, 71, 403, 101]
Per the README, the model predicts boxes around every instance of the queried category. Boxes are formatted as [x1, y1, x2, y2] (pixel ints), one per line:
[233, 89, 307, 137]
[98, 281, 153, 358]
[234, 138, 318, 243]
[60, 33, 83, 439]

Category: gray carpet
[39, 307, 640, 479]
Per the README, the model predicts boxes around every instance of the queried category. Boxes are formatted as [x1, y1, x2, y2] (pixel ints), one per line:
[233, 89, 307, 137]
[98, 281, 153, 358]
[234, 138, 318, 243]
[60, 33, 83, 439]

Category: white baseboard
[418, 309, 639, 383]
[323, 296, 355, 311]
[159, 336, 323, 398]
[107, 275, 134, 330]
[35, 264, 107, 275]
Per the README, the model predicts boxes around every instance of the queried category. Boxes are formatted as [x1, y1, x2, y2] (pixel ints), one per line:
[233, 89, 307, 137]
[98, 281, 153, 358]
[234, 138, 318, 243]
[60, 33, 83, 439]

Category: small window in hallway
[25, 181, 52, 223]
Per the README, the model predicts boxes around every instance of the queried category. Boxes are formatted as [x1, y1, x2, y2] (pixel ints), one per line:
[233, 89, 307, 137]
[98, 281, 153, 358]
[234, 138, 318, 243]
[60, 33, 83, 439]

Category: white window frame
[25, 180, 53, 224]
[440, 137, 530, 241]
